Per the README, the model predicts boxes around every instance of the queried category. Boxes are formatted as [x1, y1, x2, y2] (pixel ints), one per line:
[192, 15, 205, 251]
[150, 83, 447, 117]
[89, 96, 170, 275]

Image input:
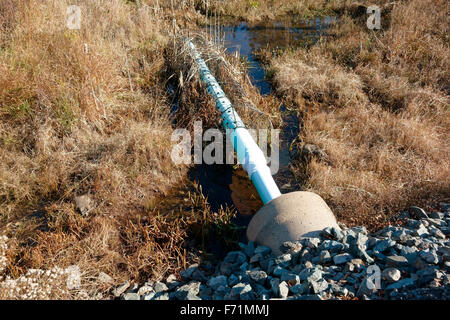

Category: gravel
[114, 203, 450, 300]
[382, 268, 402, 282]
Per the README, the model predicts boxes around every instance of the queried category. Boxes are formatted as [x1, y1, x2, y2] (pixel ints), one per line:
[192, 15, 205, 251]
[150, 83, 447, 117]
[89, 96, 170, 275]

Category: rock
[260, 257, 275, 273]
[295, 294, 323, 300]
[351, 245, 374, 264]
[438, 246, 450, 261]
[357, 277, 379, 297]
[281, 272, 300, 285]
[274, 254, 292, 268]
[400, 246, 419, 263]
[431, 229, 446, 240]
[333, 253, 353, 265]
[382, 268, 401, 283]
[166, 274, 180, 290]
[320, 250, 331, 263]
[419, 250, 439, 264]
[228, 274, 239, 287]
[224, 251, 247, 265]
[230, 283, 252, 298]
[373, 239, 396, 253]
[280, 241, 302, 254]
[440, 203, 450, 212]
[98, 272, 113, 284]
[428, 279, 440, 288]
[219, 262, 234, 275]
[247, 270, 267, 284]
[310, 256, 320, 264]
[249, 253, 262, 264]
[300, 143, 329, 162]
[330, 283, 348, 296]
[240, 262, 249, 273]
[386, 255, 409, 268]
[241, 290, 256, 300]
[174, 281, 201, 300]
[74, 194, 92, 216]
[333, 272, 345, 282]
[416, 267, 442, 285]
[143, 292, 155, 300]
[310, 279, 329, 294]
[430, 212, 444, 220]
[299, 267, 320, 282]
[270, 278, 280, 297]
[122, 292, 140, 300]
[121, 210, 450, 301]
[244, 241, 255, 257]
[154, 281, 168, 293]
[319, 240, 345, 253]
[137, 285, 153, 296]
[346, 276, 358, 285]
[213, 286, 230, 300]
[322, 227, 344, 241]
[279, 281, 289, 299]
[305, 238, 321, 249]
[253, 283, 270, 297]
[153, 292, 169, 300]
[180, 264, 199, 280]
[207, 275, 228, 290]
[409, 206, 429, 219]
[445, 261, 450, 272]
[406, 219, 422, 229]
[350, 259, 365, 270]
[191, 269, 207, 282]
[113, 281, 130, 297]
[442, 274, 450, 285]
[426, 218, 446, 228]
[254, 245, 272, 256]
[385, 277, 416, 291]
[344, 262, 355, 273]
[413, 257, 430, 270]
[290, 283, 306, 295]
[272, 265, 288, 277]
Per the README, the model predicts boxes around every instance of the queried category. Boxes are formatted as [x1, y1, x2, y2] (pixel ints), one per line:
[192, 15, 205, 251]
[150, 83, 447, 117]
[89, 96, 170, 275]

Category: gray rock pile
[115, 203, 450, 300]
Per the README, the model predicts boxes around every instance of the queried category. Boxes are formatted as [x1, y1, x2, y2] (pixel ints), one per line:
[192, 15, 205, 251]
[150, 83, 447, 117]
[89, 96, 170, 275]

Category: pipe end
[247, 191, 339, 255]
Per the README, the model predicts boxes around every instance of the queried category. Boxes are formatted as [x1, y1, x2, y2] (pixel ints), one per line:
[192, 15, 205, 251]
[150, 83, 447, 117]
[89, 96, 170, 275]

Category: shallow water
[218, 17, 335, 95]
[193, 17, 335, 233]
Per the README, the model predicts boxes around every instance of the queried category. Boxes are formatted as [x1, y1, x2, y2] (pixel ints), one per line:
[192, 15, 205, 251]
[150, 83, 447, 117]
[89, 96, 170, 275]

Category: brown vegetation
[268, 0, 449, 229]
[0, 0, 448, 299]
[196, 0, 342, 22]
[0, 0, 282, 299]
[0, 0, 243, 299]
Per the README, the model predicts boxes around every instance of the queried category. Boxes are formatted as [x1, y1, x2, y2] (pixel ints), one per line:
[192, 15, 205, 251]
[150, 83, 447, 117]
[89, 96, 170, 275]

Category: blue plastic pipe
[187, 41, 281, 204]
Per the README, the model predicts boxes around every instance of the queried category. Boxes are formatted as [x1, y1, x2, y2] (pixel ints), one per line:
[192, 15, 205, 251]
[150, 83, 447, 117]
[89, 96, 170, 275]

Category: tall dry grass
[196, 0, 345, 22]
[0, 0, 278, 299]
[0, 0, 230, 299]
[269, 0, 449, 229]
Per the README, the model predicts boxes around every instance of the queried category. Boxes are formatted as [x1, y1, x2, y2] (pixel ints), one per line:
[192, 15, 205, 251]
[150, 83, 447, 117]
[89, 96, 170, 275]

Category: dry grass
[0, 0, 244, 299]
[196, 0, 344, 23]
[0, 0, 282, 299]
[166, 33, 281, 132]
[269, 0, 449, 229]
